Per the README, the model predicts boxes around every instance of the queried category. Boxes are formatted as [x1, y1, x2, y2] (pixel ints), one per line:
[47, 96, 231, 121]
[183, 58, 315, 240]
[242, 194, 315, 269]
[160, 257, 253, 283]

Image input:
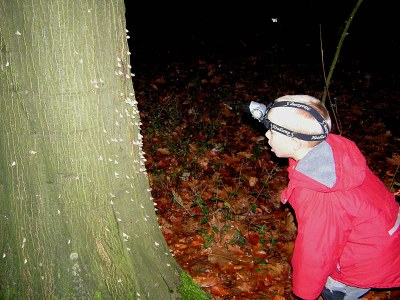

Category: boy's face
[265, 109, 298, 159]
[265, 129, 297, 158]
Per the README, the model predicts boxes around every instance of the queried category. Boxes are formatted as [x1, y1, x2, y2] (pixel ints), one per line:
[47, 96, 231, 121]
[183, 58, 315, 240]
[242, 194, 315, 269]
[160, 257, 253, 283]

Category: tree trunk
[0, 1, 203, 299]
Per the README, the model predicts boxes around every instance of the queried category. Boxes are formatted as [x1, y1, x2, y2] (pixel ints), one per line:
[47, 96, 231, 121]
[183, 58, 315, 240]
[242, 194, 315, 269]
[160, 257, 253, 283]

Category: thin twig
[321, 0, 364, 104]
[389, 164, 400, 193]
[319, 25, 342, 135]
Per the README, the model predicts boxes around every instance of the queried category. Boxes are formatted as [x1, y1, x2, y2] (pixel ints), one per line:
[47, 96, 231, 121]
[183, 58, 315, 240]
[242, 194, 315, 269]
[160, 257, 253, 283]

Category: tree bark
[0, 1, 196, 299]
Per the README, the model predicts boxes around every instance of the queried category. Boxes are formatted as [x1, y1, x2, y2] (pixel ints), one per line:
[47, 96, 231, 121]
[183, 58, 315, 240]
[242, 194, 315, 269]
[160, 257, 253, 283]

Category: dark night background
[125, 1, 398, 74]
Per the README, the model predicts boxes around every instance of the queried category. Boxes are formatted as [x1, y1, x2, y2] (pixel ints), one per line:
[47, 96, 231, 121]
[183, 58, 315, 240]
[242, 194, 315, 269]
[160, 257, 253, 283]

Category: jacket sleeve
[289, 188, 351, 299]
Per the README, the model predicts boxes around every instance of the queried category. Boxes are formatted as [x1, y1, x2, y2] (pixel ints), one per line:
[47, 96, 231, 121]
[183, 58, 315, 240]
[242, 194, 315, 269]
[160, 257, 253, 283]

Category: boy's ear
[292, 138, 303, 151]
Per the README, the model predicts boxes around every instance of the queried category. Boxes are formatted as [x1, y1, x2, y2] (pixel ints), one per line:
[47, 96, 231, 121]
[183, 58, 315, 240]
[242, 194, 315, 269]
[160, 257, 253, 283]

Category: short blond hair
[269, 95, 332, 146]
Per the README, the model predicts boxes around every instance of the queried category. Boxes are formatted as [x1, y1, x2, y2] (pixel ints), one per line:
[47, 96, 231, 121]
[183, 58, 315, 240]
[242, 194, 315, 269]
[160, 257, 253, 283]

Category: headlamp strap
[269, 101, 329, 141]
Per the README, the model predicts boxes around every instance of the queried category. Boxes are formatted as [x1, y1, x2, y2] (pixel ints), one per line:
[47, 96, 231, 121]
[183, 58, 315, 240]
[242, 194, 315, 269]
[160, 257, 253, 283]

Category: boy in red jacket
[247, 95, 400, 299]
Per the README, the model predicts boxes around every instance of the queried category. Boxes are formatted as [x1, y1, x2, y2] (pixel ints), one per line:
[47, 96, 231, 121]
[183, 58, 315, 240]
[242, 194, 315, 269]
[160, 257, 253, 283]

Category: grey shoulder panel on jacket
[296, 141, 336, 188]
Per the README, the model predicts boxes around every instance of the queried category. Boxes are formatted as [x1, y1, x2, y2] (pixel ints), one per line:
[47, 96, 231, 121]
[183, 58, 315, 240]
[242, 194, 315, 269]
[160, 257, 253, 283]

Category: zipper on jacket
[336, 262, 341, 273]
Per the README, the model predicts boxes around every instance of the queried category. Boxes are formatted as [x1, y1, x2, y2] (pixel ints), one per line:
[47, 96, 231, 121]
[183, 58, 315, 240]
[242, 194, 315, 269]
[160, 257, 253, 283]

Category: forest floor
[133, 51, 400, 300]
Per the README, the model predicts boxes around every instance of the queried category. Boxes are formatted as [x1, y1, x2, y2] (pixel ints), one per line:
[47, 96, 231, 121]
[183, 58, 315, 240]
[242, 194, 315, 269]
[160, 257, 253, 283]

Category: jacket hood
[286, 134, 367, 195]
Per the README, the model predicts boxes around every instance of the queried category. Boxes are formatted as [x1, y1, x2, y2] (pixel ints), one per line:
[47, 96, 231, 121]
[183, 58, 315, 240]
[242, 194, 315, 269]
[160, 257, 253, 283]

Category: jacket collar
[295, 141, 336, 188]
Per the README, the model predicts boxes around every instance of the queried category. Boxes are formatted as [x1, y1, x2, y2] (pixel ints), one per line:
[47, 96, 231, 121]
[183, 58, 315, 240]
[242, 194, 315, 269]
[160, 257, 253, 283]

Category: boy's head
[264, 95, 332, 160]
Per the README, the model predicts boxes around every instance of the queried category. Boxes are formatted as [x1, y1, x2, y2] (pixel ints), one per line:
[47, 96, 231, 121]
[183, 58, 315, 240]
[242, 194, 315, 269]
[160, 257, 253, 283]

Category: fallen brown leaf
[386, 153, 400, 165]
[156, 148, 170, 155]
[248, 176, 258, 187]
[211, 285, 230, 296]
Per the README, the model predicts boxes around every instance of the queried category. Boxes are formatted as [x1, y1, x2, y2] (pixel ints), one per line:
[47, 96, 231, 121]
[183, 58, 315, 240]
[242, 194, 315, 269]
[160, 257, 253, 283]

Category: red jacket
[280, 134, 400, 299]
